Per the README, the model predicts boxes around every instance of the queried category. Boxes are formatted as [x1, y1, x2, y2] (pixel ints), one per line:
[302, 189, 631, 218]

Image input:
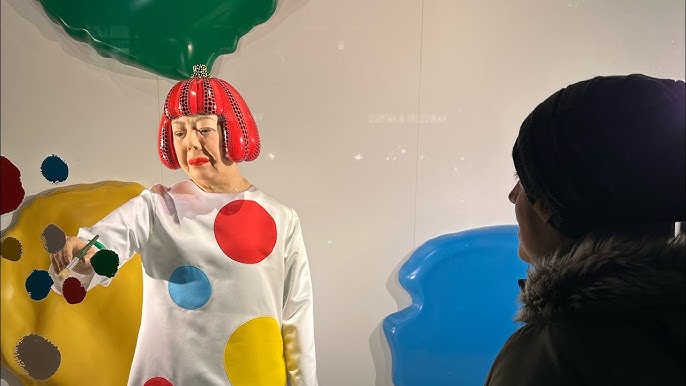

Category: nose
[508, 183, 521, 204]
[186, 131, 202, 150]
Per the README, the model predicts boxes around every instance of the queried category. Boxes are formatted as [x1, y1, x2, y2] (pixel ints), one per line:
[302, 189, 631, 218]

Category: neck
[192, 164, 251, 193]
[196, 178, 251, 194]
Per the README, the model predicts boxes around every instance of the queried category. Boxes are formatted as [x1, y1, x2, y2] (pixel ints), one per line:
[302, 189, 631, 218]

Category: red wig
[158, 64, 260, 169]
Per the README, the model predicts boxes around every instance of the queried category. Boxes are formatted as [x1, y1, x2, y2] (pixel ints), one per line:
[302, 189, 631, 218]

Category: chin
[517, 246, 531, 263]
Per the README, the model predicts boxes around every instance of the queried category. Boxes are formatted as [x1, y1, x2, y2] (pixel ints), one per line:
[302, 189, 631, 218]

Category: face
[508, 181, 568, 262]
[172, 114, 233, 185]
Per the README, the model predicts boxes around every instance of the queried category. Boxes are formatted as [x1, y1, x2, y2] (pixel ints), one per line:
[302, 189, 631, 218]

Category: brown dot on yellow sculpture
[1, 236, 22, 261]
[0, 181, 145, 386]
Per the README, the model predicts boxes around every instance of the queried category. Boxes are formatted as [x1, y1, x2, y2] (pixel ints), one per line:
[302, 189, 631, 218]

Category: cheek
[514, 196, 537, 244]
[212, 134, 223, 151]
[172, 140, 186, 162]
[514, 197, 565, 260]
[513, 196, 526, 226]
[206, 136, 224, 157]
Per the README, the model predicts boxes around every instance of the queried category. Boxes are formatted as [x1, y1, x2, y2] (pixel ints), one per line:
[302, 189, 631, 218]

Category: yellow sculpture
[1, 181, 145, 385]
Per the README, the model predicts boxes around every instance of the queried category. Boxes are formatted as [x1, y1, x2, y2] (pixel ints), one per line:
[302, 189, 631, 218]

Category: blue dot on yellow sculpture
[37, 0, 277, 80]
[1, 181, 145, 385]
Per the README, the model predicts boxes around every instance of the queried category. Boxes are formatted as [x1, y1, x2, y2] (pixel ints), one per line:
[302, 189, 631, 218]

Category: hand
[50, 236, 97, 274]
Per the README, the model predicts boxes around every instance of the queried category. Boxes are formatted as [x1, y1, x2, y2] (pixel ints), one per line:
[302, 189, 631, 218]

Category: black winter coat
[485, 234, 685, 386]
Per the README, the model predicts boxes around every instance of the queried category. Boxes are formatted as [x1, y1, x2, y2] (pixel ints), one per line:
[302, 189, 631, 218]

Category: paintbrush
[57, 235, 99, 281]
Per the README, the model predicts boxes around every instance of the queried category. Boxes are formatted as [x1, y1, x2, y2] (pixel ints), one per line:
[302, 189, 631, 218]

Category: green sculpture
[38, 0, 277, 79]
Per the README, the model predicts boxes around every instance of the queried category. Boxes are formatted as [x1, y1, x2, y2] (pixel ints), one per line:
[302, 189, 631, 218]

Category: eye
[199, 128, 212, 135]
[173, 131, 185, 137]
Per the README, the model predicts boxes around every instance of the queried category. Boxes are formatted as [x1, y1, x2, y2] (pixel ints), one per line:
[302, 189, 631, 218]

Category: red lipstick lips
[188, 157, 209, 166]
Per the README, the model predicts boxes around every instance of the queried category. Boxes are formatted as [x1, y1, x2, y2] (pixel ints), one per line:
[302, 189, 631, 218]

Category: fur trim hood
[517, 233, 685, 323]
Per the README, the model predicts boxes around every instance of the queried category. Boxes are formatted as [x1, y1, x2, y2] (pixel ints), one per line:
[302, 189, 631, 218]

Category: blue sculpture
[384, 225, 528, 386]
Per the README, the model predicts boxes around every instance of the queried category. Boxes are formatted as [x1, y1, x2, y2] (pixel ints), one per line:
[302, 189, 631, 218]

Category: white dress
[50, 180, 318, 386]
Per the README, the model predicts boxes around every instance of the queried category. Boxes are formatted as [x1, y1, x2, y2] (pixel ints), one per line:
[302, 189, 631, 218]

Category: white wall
[1, 0, 684, 385]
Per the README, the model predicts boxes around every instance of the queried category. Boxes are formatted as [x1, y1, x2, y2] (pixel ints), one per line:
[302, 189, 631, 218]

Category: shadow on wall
[383, 225, 527, 386]
[369, 247, 414, 386]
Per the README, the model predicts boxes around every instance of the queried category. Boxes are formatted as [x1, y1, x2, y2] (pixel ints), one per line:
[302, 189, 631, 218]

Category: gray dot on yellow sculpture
[13, 334, 61, 380]
[41, 224, 66, 254]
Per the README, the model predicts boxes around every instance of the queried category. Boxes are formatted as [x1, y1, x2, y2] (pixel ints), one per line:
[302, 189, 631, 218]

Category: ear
[532, 199, 554, 224]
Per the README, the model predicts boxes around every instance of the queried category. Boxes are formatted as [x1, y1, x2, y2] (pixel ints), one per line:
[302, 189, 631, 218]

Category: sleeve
[281, 209, 318, 386]
[49, 188, 155, 293]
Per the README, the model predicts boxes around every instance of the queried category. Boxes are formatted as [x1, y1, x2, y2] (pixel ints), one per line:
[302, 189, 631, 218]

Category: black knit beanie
[512, 74, 685, 238]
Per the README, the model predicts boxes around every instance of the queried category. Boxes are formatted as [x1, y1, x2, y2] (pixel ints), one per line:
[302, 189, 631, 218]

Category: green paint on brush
[91, 249, 119, 278]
